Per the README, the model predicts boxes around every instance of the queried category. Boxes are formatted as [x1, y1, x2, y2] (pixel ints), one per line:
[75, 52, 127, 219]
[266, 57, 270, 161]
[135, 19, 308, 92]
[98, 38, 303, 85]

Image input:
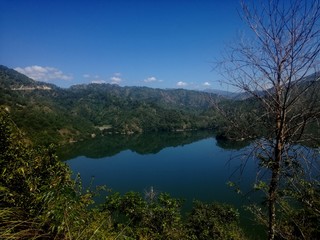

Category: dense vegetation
[0, 65, 223, 146]
[0, 109, 245, 239]
[5, 64, 317, 147]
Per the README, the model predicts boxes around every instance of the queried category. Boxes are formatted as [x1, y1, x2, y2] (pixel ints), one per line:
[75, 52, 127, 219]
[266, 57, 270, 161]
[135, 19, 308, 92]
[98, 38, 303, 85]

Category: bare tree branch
[216, 0, 320, 239]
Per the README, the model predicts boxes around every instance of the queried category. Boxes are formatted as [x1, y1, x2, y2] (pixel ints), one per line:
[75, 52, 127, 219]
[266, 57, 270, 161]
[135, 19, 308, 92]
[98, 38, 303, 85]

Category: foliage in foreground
[0, 109, 245, 239]
[186, 201, 244, 240]
[0, 109, 114, 239]
[104, 192, 245, 240]
[248, 177, 320, 239]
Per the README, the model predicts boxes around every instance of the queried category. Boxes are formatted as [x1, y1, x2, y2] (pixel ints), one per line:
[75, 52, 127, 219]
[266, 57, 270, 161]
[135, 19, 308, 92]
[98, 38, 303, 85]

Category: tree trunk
[268, 157, 280, 240]
[268, 108, 283, 240]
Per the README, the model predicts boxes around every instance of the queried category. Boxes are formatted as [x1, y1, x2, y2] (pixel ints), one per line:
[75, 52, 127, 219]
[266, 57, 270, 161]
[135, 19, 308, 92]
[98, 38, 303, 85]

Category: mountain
[0, 65, 57, 90]
[67, 83, 220, 112]
[2, 64, 318, 146]
[204, 88, 238, 98]
[0, 65, 223, 145]
[204, 72, 320, 100]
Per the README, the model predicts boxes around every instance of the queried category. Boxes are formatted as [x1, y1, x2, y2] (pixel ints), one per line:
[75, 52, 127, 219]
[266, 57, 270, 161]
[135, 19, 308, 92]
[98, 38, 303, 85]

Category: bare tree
[218, 0, 320, 239]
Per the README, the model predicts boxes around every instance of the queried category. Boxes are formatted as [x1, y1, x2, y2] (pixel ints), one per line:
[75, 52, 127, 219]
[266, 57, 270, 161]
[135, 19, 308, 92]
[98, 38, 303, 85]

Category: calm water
[59, 131, 262, 237]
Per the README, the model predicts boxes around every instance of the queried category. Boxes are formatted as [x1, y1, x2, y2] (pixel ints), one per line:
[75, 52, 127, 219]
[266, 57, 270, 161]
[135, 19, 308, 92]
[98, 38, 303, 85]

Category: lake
[58, 131, 262, 237]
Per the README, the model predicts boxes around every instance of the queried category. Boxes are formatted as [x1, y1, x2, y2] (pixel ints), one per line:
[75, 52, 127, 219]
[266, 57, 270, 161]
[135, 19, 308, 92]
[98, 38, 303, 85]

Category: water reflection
[62, 131, 260, 238]
[215, 136, 252, 150]
[60, 132, 318, 240]
[58, 130, 251, 160]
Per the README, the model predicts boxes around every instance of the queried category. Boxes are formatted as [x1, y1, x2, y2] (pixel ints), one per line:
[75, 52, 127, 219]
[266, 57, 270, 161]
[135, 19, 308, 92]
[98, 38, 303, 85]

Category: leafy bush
[0, 109, 112, 239]
[186, 201, 245, 240]
[104, 191, 187, 239]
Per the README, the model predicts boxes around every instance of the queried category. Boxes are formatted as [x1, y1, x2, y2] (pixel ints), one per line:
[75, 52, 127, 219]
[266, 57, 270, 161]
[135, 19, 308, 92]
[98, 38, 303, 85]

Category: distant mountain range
[204, 71, 320, 100]
[1, 65, 319, 145]
[203, 88, 250, 100]
[0, 65, 224, 145]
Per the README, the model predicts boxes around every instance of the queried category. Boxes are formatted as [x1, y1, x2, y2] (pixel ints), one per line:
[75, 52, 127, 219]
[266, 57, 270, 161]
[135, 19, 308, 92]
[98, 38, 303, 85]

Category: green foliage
[0, 109, 113, 239]
[276, 179, 320, 239]
[0, 108, 65, 238]
[247, 177, 320, 239]
[186, 201, 245, 240]
[214, 98, 266, 141]
[0, 109, 68, 212]
[104, 191, 186, 239]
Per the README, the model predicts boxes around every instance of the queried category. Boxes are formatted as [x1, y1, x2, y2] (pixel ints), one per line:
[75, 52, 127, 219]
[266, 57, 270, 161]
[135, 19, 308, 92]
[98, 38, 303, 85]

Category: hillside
[2, 64, 318, 146]
[0, 65, 223, 145]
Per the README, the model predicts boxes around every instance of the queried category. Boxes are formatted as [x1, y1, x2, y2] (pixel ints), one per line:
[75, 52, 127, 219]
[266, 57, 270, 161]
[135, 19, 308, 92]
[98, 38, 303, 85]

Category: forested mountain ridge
[2, 64, 318, 146]
[0, 65, 223, 145]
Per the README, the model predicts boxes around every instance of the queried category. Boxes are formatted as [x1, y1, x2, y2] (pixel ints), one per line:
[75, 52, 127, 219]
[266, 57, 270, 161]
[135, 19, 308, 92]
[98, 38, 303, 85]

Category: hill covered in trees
[1, 65, 319, 146]
[0, 65, 226, 145]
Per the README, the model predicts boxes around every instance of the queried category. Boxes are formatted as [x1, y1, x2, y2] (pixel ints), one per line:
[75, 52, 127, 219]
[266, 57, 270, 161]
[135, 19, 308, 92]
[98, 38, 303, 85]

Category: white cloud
[15, 65, 73, 82]
[203, 81, 211, 86]
[144, 76, 163, 83]
[83, 72, 122, 85]
[176, 81, 188, 87]
[110, 73, 122, 84]
[91, 80, 106, 84]
[144, 76, 156, 83]
[111, 77, 122, 84]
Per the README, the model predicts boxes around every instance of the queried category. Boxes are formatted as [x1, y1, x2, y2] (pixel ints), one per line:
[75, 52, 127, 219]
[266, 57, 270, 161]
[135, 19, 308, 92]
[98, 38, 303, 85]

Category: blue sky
[1, 0, 243, 90]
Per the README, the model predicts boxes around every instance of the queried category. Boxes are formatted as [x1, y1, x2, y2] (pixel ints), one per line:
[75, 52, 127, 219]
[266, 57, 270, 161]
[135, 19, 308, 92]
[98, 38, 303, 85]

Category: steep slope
[0, 66, 97, 144]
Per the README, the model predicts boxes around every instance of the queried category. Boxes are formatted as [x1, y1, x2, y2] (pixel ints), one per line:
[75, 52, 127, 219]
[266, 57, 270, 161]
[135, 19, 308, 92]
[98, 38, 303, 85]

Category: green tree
[0, 108, 70, 238]
[186, 201, 245, 240]
[0, 108, 112, 239]
[104, 191, 186, 239]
